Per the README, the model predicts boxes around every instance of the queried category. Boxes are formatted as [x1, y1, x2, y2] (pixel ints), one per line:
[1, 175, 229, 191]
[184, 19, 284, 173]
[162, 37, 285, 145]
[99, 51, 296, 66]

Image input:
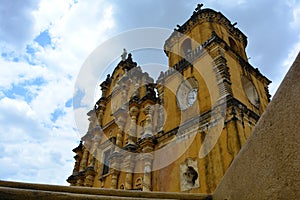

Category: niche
[229, 37, 238, 53]
[241, 75, 260, 108]
[135, 177, 143, 190]
[181, 38, 192, 56]
[180, 158, 200, 191]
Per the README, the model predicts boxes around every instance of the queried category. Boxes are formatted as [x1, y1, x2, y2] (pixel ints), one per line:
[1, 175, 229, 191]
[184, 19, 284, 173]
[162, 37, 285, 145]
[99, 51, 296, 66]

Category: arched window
[241, 76, 260, 107]
[181, 38, 192, 56]
[135, 177, 143, 190]
[101, 149, 110, 175]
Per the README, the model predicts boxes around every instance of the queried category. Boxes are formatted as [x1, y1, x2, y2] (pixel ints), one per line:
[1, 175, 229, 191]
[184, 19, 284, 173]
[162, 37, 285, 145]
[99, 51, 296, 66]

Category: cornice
[164, 7, 248, 52]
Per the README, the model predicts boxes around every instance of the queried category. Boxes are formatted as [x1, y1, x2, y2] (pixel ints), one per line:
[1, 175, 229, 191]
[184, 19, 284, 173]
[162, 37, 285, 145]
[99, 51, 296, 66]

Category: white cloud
[267, 1, 300, 96]
[34, 0, 115, 62]
[0, 97, 41, 139]
[32, 0, 73, 33]
[0, 58, 48, 89]
[0, 90, 4, 98]
[0, 96, 79, 185]
[291, 5, 300, 29]
[206, 0, 246, 8]
[0, 0, 116, 185]
[0, 0, 38, 50]
[0, 137, 78, 185]
[269, 37, 300, 96]
[282, 40, 300, 73]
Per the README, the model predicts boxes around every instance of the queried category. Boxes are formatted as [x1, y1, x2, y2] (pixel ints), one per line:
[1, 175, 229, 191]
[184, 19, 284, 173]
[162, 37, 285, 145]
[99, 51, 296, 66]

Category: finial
[232, 22, 237, 27]
[127, 53, 132, 61]
[195, 3, 204, 12]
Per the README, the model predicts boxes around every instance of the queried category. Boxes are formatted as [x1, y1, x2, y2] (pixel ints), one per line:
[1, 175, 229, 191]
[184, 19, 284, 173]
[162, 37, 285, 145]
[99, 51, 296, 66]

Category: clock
[176, 78, 198, 110]
[187, 88, 198, 106]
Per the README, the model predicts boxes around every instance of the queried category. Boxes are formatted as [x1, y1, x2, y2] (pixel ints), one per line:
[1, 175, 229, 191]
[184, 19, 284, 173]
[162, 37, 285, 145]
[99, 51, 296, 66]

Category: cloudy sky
[0, 0, 299, 185]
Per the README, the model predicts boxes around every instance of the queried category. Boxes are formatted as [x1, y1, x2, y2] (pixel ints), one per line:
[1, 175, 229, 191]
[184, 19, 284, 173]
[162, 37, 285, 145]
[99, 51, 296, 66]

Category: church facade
[67, 5, 271, 193]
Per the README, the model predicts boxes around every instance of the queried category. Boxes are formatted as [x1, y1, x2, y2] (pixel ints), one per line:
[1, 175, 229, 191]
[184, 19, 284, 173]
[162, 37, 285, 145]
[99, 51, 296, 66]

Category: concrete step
[0, 180, 211, 200]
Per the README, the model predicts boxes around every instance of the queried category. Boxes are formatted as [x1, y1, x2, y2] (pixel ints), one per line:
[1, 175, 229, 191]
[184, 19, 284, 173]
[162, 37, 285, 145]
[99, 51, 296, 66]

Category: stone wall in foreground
[213, 53, 300, 199]
[0, 180, 211, 200]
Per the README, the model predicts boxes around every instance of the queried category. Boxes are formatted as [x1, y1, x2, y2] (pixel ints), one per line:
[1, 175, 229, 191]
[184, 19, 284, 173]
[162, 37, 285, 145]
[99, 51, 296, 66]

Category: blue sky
[0, 0, 299, 185]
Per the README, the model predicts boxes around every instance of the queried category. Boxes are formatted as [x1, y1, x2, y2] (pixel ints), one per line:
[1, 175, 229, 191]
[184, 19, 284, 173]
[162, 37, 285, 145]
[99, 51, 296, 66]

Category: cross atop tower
[195, 3, 204, 12]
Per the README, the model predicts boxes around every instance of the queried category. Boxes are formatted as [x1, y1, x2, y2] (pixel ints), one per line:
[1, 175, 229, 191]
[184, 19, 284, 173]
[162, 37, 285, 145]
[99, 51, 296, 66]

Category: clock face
[187, 89, 197, 106]
[176, 78, 198, 110]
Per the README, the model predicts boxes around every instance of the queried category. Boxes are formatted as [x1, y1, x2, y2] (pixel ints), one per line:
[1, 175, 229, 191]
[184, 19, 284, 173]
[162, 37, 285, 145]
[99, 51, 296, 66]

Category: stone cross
[195, 3, 204, 12]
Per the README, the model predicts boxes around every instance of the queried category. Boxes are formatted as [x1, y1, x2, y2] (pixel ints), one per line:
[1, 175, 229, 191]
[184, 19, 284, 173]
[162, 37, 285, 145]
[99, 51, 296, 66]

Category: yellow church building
[67, 4, 271, 194]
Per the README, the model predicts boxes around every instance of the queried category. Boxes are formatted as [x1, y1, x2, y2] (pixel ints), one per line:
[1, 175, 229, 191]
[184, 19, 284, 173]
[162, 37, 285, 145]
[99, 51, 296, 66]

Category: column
[97, 100, 106, 126]
[128, 106, 139, 145]
[79, 148, 89, 172]
[142, 103, 154, 138]
[109, 112, 126, 189]
[140, 134, 154, 192]
[156, 80, 165, 131]
[110, 168, 119, 189]
[115, 116, 126, 152]
[142, 152, 154, 191]
[124, 155, 135, 190]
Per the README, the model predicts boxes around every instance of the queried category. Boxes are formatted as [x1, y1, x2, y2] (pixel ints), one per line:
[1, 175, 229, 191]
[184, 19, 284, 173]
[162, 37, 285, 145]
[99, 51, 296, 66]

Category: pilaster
[124, 155, 135, 190]
[142, 103, 154, 138]
[127, 105, 139, 147]
[210, 45, 233, 99]
[79, 148, 89, 172]
[139, 137, 155, 191]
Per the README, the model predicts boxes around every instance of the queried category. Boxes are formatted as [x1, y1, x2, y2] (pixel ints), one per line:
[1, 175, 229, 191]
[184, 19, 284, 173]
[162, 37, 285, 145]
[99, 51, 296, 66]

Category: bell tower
[157, 4, 271, 192]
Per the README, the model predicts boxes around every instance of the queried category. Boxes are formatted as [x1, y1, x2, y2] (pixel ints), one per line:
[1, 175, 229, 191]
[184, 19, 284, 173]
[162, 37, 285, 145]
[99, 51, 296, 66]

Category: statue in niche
[183, 166, 198, 186]
[121, 48, 127, 61]
[180, 158, 200, 191]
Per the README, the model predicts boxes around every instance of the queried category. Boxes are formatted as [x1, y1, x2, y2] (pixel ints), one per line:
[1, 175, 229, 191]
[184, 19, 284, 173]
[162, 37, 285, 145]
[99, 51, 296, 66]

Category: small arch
[101, 149, 110, 176]
[186, 77, 198, 89]
[135, 177, 143, 190]
[229, 37, 238, 53]
[120, 184, 124, 190]
[241, 76, 260, 107]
